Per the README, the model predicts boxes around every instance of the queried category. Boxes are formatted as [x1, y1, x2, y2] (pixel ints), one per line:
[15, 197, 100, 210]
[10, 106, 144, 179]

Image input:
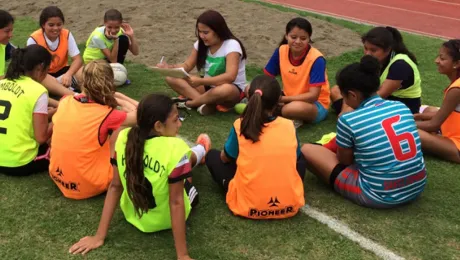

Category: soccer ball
[110, 63, 128, 87]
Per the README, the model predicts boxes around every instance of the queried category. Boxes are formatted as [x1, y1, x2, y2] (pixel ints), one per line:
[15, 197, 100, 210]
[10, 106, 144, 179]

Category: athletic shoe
[124, 79, 131, 85]
[216, 104, 231, 112]
[177, 102, 192, 110]
[197, 104, 215, 115]
[316, 132, 337, 145]
[196, 134, 211, 164]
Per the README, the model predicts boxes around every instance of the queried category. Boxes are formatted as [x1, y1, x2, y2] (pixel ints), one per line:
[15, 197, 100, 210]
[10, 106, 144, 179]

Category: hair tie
[254, 89, 263, 96]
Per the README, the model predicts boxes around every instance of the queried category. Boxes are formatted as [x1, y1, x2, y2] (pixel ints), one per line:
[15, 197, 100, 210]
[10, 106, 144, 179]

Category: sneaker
[197, 104, 215, 115]
[196, 134, 211, 164]
[216, 104, 231, 112]
[124, 79, 131, 85]
[293, 120, 304, 129]
[315, 132, 337, 145]
[176, 101, 192, 110]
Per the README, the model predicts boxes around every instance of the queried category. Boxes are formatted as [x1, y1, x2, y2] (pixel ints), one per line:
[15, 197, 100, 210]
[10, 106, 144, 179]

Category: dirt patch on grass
[6, 0, 361, 67]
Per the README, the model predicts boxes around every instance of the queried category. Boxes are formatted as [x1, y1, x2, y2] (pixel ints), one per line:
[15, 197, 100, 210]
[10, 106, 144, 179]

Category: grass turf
[1, 4, 459, 259]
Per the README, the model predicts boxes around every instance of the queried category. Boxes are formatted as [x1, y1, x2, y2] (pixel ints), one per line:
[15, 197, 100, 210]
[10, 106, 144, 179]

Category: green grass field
[1, 3, 460, 260]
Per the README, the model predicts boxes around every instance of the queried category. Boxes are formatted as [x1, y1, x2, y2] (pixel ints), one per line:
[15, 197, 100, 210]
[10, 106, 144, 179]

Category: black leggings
[103, 35, 130, 64]
[117, 35, 130, 64]
[205, 149, 307, 192]
[0, 144, 50, 176]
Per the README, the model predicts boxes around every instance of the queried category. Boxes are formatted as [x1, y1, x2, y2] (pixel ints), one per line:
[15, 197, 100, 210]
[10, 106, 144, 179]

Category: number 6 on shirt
[382, 115, 417, 161]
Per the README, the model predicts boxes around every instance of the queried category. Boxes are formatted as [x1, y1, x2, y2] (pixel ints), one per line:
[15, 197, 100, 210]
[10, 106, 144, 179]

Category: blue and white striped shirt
[336, 96, 426, 205]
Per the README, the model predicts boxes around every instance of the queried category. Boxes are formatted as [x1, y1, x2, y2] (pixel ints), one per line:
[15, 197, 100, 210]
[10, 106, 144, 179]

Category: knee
[424, 106, 439, 114]
[165, 76, 179, 86]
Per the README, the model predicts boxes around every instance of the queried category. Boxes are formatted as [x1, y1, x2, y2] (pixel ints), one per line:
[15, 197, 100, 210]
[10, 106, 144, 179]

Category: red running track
[263, 0, 460, 39]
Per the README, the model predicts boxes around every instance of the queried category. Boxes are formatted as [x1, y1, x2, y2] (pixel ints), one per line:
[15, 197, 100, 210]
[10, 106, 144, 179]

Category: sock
[419, 105, 428, 114]
[323, 136, 338, 154]
[191, 144, 206, 167]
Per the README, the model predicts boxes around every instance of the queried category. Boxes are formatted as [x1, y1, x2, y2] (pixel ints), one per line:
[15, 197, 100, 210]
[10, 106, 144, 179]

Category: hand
[413, 113, 424, 121]
[279, 96, 289, 103]
[121, 23, 134, 37]
[185, 75, 202, 88]
[69, 236, 104, 255]
[60, 73, 73, 87]
[156, 62, 169, 68]
[47, 107, 57, 115]
[104, 30, 119, 40]
[178, 255, 194, 260]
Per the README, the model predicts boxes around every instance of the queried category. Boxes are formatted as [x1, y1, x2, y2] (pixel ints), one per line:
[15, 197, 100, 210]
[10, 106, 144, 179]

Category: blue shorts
[313, 101, 328, 124]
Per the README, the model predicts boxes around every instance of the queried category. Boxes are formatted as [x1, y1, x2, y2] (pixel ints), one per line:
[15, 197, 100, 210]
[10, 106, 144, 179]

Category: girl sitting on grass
[69, 93, 211, 260]
[416, 39, 460, 163]
[302, 56, 426, 208]
[205, 75, 305, 219]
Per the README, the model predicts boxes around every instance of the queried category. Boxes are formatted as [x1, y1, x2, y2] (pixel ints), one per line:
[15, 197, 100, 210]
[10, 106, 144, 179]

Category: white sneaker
[197, 104, 215, 116]
[176, 101, 191, 110]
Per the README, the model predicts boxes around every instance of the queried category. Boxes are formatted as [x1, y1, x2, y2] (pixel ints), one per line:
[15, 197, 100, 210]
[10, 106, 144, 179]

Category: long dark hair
[195, 10, 247, 71]
[241, 75, 281, 142]
[0, 10, 14, 29]
[39, 6, 65, 28]
[442, 39, 460, 79]
[336, 55, 381, 100]
[124, 94, 175, 217]
[279, 17, 313, 46]
[362, 26, 418, 64]
[5, 45, 52, 80]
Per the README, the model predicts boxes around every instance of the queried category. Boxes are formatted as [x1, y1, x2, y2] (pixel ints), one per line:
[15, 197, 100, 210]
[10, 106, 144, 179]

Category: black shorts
[205, 149, 307, 193]
[0, 144, 50, 176]
[387, 96, 421, 114]
[204, 83, 243, 94]
[49, 66, 70, 78]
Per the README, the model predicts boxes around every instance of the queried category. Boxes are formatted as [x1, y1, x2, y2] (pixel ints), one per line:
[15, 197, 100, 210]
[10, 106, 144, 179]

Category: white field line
[301, 205, 405, 260]
[345, 0, 460, 22]
[179, 135, 404, 259]
[429, 0, 460, 7]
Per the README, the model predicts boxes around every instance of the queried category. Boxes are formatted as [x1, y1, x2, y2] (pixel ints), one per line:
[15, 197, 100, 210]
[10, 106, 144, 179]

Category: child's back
[227, 116, 304, 219]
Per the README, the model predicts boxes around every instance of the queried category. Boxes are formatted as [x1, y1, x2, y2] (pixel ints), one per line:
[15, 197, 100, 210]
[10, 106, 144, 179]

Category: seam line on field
[179, 135, 404, 260]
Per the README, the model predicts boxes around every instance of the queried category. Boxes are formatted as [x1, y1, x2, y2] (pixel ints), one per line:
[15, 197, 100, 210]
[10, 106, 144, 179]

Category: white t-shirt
[33, 93, 49, 114]
[27, 32, 80, 58]
[193, 39, 246, 89]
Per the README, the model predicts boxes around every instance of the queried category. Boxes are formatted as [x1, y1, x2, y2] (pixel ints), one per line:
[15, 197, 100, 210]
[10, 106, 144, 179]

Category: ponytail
[5, 45, 51, 80]
[5, 48, 25, 80]
[122, 93, 176, 217]
[125, 125, 151, 217]
[336, 55, 380, 100]
[241, 75, 281, 143]
[241, 91, 265, 142]
[385, 26, 418, 64]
